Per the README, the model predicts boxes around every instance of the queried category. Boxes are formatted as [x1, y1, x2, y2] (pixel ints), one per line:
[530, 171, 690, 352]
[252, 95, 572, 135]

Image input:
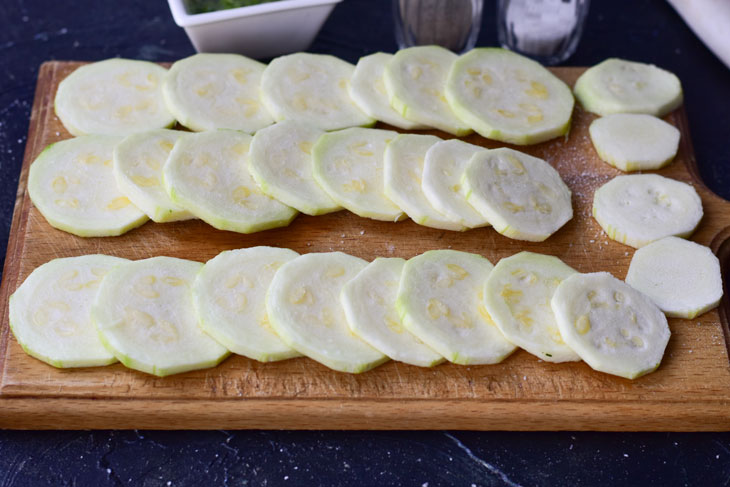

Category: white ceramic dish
[168, 0, 343, 59]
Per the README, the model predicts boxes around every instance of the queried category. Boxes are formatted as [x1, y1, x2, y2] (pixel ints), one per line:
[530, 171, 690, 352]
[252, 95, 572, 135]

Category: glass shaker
[497, 0, 590, 65]
[394, 0, 484, 53]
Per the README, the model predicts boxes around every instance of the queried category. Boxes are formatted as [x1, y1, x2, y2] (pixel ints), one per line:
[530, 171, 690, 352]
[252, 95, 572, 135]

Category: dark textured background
[1, 0, 730, 485]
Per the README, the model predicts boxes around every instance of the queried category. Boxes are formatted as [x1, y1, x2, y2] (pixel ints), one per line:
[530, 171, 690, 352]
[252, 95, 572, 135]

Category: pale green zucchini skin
[592, 174, 703, 249]
[445, 48, 573, 145]
[588, 113, 680, 172]
[162, 53, 274, 133]
[396, 250, 517, 365]
[163, 130, 298, 234]
[552, 272, 670, 380]
[384, 45, 472, 136]
[626, 237, 723, 319]
[574, 58, 683, 117]
[266, 252, 389, 374]
[28, 135, 149, 237]
[92, 256, 230, 377]
[55, 58, 175, 136]
[9, 255, 128, 368]
[484, 251, 581, 363]
[340, 257, 444, 367]
[193, 246, 302, 362]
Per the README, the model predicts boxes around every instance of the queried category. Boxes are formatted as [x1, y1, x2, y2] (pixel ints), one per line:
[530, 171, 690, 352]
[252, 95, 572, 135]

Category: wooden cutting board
[0, 61, 729, 431]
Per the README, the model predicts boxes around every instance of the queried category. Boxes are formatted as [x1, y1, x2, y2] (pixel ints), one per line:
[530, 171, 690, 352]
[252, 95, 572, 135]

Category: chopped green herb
[186, 0, 283, 14]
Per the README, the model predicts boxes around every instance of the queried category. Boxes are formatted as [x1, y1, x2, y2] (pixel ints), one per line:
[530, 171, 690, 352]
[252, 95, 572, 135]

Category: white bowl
[168, 0, 343, 59]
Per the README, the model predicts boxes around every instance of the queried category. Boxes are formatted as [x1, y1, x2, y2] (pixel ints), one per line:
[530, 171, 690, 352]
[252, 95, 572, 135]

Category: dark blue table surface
[1, 1, 730, 485]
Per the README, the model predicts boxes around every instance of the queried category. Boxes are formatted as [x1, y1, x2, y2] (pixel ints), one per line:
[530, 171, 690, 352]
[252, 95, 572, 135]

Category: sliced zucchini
[462, 148, 572, 241]
[384, 134, 465, 231]
[9, 255, 127, 368]
[312, 127, 404, 222]
[589, 114, 680, 172]
[384, 45, 472, 135]
[340, 257, 444, 367]
[162, 53, 274, 133]
[445, 48, 574, 145]
[92, 256, 230, 377]
[55, 59, 175, 136]
[28, 135, 149, 237]
[113, 129, 193, 223]
[396, 250, 517, 365]
[422, 139, 490, 228]
[592, 174, 703, 248]
[163, 130, 298, 233]
[551, 272, 671, 379]
[193, 246, 301, 362]
[266, 252, 389, 373]
[574, 58, 683, 117]
[260, 53, 374, 131]
[483, 251, 581, 363]
[248, 120, 340, 216]
[349, 52, 425, 130]
[626, 237, 722, 319]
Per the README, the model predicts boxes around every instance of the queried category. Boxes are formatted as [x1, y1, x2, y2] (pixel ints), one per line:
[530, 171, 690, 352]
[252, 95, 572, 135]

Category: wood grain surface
[0, 61, 729, 430]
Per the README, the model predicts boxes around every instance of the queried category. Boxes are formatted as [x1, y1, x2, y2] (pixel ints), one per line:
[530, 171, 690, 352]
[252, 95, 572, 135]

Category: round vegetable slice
[445, 48, 574, 145]
[396, 250, 517, 365]
[384, 134, 465, 231]
[92, 256, 230, 377]
[626, 237, 722, 319]
[55, 59, 175, 136]
[340, 258, 444, 367]
[422, 139, 490, 228]
[9, 255, 127, 368]
[384, 45, 472, 135]
[551, 272, 671, 379]
[163, 130, 298, 233]
[574, 58, 683, 117]
[248, 120, 340, 216]
[463, 148, 573, 241]
[312, 127, 404, 222]
[113, 129, 193, 223]
[589, 113, 680, 172]
[266, 252, 388, 373]
[483, 251, 580, 363]
[162, 53, 274, 133]
[260, 53, 374, 131]
[28, 135, 149, 237]
[592, 174, 703, 248]
[193, 246, 301, 362]
[349, 52, 425, 130]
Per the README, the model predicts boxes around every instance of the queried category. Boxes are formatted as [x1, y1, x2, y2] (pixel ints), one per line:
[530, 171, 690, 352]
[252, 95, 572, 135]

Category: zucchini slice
[551, 272, 670, 379]
[260, 53, 374, 131]
[163, 130, 298, 233]
[396, 250, 517, 365]
[592, 174, 703, 248]
[446, 48, 574, 145]
[266, 252, 389, 373]
[28, 135, 149, 237]
[9, 255, 127, 368]
[55, 58, 175, 136]
[92, 256, 230, 377]
[162, 53, 274, 133]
